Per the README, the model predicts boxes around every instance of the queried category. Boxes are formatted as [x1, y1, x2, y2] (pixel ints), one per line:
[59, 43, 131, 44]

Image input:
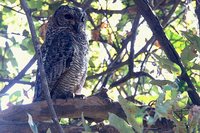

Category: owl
[33, 5, 88, 102]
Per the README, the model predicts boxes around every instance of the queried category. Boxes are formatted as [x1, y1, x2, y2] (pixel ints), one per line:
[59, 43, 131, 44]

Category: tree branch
[128, 12, 140, 73]
[134, 0, 200, 105]
[0, 55, 36, 94]
[19, 0, 64, 132]
[0, 95, 174, 133]
[0, 3, 25, 15]
[0, 97, 125, 122]
[0, 96, 122, 133]
[110, 71, 154, 88]
[0, 77, 34, 86]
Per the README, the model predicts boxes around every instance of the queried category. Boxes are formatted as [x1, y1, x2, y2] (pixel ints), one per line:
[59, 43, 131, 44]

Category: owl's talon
[74, 94, 85, 99]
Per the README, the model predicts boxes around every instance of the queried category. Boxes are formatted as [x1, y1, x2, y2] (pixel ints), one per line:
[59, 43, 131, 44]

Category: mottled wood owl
[33, 5, 88, 102]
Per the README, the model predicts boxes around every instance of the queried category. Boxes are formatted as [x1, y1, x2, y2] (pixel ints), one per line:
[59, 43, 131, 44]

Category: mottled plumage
[33, 5, 88, 102]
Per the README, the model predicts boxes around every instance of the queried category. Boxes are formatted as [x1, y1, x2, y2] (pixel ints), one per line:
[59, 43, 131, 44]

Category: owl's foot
[51, 90, 74, 102]
[74, 94, 85, 99]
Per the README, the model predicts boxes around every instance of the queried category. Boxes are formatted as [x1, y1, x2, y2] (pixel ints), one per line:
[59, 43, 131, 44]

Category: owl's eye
[64, 14, 73, 19]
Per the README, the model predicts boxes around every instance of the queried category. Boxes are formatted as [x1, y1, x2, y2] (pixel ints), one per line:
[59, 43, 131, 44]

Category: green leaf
[118, 96, 143, 132]
[108, 113, 133, 133]
[3, 7, 11, 12]
[182, 31, 200, 53]
[122, 0, 135, 6]
[176, 92, 188, 109]
[9, 91, 21, 103]
[8, 0, 16, 4]
[150, 79, 178, 88]
[191, 64, 200, 70]
[175, 78, 187, 92]
[155, 90, 177, 119]
[81, 112, 91, 132]
[10, 58, 18, 68]
[48, 1, 63, 12]
[0, 48, 2, 55]
[28, 0, 43, 9]
[146, 116, 156, 125]
[46, 128, 51, 133]
[10, 37, 17, 45]
[135, 95, 158, 104]
[89, 60, 95, 68]
[170, 88, 178, 100]
[153, 53, 181, 75]
[20, 44, 29, 51]
[27, 113, 38, 133]
[181, 45, 197, 63]
[117, 14, 129, 31]
[156, 99, 172, 118]
[0, 69, 10, 77]
[21, 38, 35, 54]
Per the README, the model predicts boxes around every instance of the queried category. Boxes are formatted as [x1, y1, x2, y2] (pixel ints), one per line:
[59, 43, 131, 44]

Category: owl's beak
[73, 23, 81, 33]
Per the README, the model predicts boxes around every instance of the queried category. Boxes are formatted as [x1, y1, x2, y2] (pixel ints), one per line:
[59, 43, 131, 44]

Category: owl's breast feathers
[33, 28, 88, 102]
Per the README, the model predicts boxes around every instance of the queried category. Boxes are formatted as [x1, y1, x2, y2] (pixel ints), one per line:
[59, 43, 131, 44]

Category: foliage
[81, 112, 92, 132]
[27, 113, 38, 133]
[109, 112, 134, 133]
[0, 0, 200, 132]
[109, 85, 197, 132]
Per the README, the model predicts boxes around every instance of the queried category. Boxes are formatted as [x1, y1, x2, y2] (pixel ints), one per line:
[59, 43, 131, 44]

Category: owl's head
[52, 5, 86, 33]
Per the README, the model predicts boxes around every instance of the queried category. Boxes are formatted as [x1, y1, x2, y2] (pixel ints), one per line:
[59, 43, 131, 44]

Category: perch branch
[0, 96, 175, 133]
[19, 0, 64, 132]
[0, 96, 123, 132]
[0, 97, 125, 122]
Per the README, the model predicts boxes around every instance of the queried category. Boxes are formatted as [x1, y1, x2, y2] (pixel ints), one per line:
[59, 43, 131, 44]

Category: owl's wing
[44, 32, 74, 87]
[33, 31, 74, 102]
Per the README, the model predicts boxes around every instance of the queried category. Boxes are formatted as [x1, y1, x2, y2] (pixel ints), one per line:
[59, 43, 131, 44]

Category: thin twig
[0, 3, 25, 15]
[0, 78, 34, 86]
[0, 56, 36, 94]
[109, 71, 154, 88]
[19, 0, 64, 133]
[128, 12, 141, 73]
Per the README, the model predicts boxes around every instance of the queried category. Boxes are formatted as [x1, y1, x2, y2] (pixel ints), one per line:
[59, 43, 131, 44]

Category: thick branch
[0, 97, 125, 122]
[0, 96, 175, 133]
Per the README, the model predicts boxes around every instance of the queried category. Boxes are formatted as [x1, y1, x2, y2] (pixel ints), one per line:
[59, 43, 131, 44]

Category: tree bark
[0, 96, 125, 122]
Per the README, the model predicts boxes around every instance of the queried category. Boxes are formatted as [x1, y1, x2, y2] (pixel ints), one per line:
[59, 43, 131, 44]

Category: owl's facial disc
[64, 14, 73, 19]
[53, 5, 86, 32]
